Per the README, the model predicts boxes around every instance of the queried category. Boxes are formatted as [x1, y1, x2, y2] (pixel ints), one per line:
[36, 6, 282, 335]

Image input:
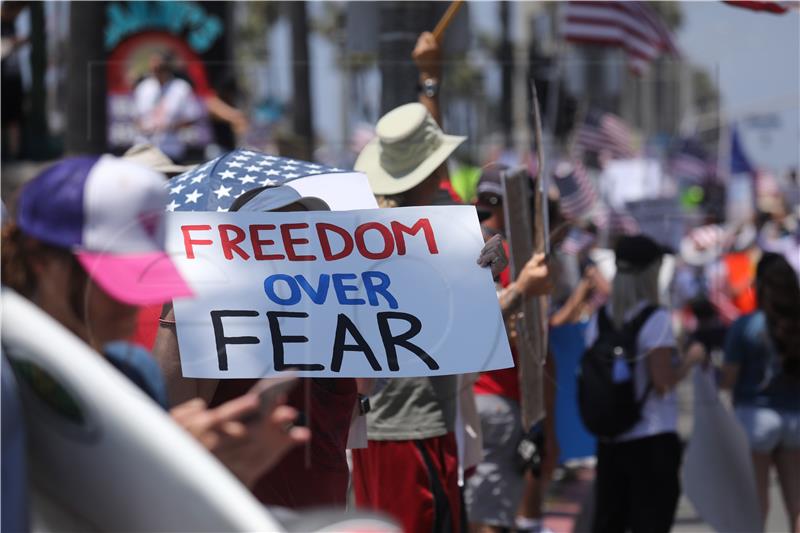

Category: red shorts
[352, 433, 461, 533]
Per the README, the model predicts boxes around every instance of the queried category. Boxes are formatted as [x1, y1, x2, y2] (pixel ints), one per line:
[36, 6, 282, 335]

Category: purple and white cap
[17, 155, 193, 305]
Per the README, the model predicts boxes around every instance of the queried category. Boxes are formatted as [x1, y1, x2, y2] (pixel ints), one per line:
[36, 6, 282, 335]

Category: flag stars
[213, 184, 233, 199]
[233, 154, 250, 161]
[185, 190, 203, 204]
[166, 199, 181, 212]
[169, 183, 186, 195]
[226, 161, 244, 169]
[219, 170, 236, 180]
[190, 174, 206, 184]
[246, 165, 260, 172]
[260, 178, 276, 186]
[285, 173, 300, 179]
[264, 169, 280, 176]
[239, 175, 257, 185]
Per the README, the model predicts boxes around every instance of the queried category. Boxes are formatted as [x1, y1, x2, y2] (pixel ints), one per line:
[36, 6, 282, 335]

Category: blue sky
[676, 1, 799, 174]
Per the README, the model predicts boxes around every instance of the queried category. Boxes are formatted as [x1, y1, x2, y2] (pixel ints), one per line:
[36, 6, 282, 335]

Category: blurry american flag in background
[573, 110, 637, 161]
[669, 138, 716, 182]
[553, 160, 598, 221]
[561, 1, 679, 75]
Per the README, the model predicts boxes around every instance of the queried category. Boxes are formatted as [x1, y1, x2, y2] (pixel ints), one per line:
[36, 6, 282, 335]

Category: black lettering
[266, 311, 324, 371]
[211, 310, 260, 371]
[377, 311, 438, 371]
[331, 314, 382, 372]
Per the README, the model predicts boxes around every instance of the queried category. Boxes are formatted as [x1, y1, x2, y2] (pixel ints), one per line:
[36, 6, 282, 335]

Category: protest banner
[166, 205, 513, 378]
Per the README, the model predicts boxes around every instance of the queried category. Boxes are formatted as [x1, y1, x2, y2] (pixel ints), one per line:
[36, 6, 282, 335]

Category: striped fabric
[670, 138, 715, 182]
[574, 110, 637, 160]
[562, 1, 679, 75]
[553, 160, 598, 221]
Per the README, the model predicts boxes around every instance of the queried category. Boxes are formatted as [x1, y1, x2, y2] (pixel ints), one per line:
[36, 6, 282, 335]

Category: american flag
[574, 110, 637, 161]
[723, 1, 797, 14]
[561, 1, 679, 75]
[593, 204, 641, 236]
[559, 227, 597, 256]
[553, 160, 598, 221]
[165, 149, 350, 212]
[669, 138, 715, 182]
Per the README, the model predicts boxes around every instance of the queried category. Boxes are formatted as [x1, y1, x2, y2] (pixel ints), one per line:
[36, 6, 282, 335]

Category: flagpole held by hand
[432, 0, 465, 43]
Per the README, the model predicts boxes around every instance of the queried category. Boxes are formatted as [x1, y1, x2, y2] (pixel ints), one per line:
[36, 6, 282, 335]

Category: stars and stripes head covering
[165, 149, 350, 213]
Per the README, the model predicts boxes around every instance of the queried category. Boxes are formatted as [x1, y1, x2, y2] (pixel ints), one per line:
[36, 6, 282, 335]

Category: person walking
[721, 252, 800, 532]
[583, 235, 704, 533]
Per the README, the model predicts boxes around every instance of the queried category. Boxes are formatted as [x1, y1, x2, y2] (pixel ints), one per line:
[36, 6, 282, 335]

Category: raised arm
[412, 31, 442, 127]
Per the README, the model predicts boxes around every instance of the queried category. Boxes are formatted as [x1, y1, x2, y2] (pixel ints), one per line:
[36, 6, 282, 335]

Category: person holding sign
[350, 31, 508, 533]
[157, 184, 360, 510]
[1, 156, 309, 490]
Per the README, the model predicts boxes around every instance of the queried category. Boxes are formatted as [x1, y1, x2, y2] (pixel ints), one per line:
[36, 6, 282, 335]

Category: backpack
[577, 305, 658, 439]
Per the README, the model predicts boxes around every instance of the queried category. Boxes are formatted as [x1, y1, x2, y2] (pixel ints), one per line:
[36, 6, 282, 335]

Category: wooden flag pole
[432, 0, 465, 43]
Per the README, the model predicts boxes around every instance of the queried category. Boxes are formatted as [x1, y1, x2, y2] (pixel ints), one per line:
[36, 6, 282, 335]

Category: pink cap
[77, 251, 193, 306]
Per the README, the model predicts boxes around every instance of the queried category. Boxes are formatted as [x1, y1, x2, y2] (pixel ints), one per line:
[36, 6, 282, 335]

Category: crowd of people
[2, 27, 799, 533]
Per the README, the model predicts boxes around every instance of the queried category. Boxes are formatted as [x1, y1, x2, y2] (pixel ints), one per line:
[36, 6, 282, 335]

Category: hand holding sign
[167, 206, 512, 378]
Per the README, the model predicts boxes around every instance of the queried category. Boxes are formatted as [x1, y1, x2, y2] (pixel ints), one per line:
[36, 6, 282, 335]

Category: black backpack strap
[597, 305, 616, 336]
[622, 304, 661, 406]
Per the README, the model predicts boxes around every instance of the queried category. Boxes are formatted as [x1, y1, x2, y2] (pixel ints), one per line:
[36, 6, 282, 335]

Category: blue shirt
[103, 341, 169, 410]
[724, 311, 800, 412]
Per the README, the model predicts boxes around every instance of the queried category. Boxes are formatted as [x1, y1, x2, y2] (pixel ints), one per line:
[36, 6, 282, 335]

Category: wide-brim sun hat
[16, 155, 193, 306]
[354, 102, 466, 196]
[123, 143, 196, 176]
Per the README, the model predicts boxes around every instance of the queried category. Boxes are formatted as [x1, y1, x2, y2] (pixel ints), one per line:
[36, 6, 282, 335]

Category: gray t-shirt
[366, 376, 458, 440]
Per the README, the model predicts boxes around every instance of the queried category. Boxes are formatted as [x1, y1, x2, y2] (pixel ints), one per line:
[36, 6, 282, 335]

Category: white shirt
[134, 76, 201, 161]
[584, 301, 678, 442]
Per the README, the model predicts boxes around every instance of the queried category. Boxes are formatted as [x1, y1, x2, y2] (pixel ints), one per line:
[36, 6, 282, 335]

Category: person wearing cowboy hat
[350, 31, 507, 533]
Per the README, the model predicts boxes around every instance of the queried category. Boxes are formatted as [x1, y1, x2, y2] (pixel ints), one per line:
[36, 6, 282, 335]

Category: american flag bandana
[165, 149, 351, 213]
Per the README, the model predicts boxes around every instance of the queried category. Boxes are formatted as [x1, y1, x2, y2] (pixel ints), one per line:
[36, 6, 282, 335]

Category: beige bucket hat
[355, 103, 466, 195]
[123, 144, 196, 176]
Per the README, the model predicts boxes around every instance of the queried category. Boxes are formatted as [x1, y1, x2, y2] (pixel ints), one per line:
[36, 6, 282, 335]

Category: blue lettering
[362, 271, 399, 309]
[332, 274, 366, 306]
[296, 274, 331, 305]
[264, 274, 301, 305]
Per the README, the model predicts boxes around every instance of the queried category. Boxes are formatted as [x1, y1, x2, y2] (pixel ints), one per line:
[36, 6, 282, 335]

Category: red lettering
[391, 218, 439, 255]
[355, 222, 395, 260]
[249, 224, 284, 260]
[317, 223, 354, 261]
[219, 224, 250, 260]
[281, 223, 316, 261]
[181, 225, 212, 259]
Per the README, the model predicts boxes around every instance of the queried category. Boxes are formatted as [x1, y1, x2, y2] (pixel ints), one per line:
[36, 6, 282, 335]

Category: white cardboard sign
[166, 206, 513, 378]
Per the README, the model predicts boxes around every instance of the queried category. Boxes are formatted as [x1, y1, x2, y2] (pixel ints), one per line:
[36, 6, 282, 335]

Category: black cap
[615, 235, 671, 272]
[475, 164, 507, 221]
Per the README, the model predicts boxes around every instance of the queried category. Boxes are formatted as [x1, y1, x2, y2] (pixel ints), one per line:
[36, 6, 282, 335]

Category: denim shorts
[735, 406, 800, 453]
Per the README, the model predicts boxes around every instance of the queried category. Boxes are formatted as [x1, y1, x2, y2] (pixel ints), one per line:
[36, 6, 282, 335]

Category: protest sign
[166, 206, 513, 378]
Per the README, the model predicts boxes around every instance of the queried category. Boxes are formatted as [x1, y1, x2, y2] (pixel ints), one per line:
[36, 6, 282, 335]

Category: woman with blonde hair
[584, 235, 704, 533]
